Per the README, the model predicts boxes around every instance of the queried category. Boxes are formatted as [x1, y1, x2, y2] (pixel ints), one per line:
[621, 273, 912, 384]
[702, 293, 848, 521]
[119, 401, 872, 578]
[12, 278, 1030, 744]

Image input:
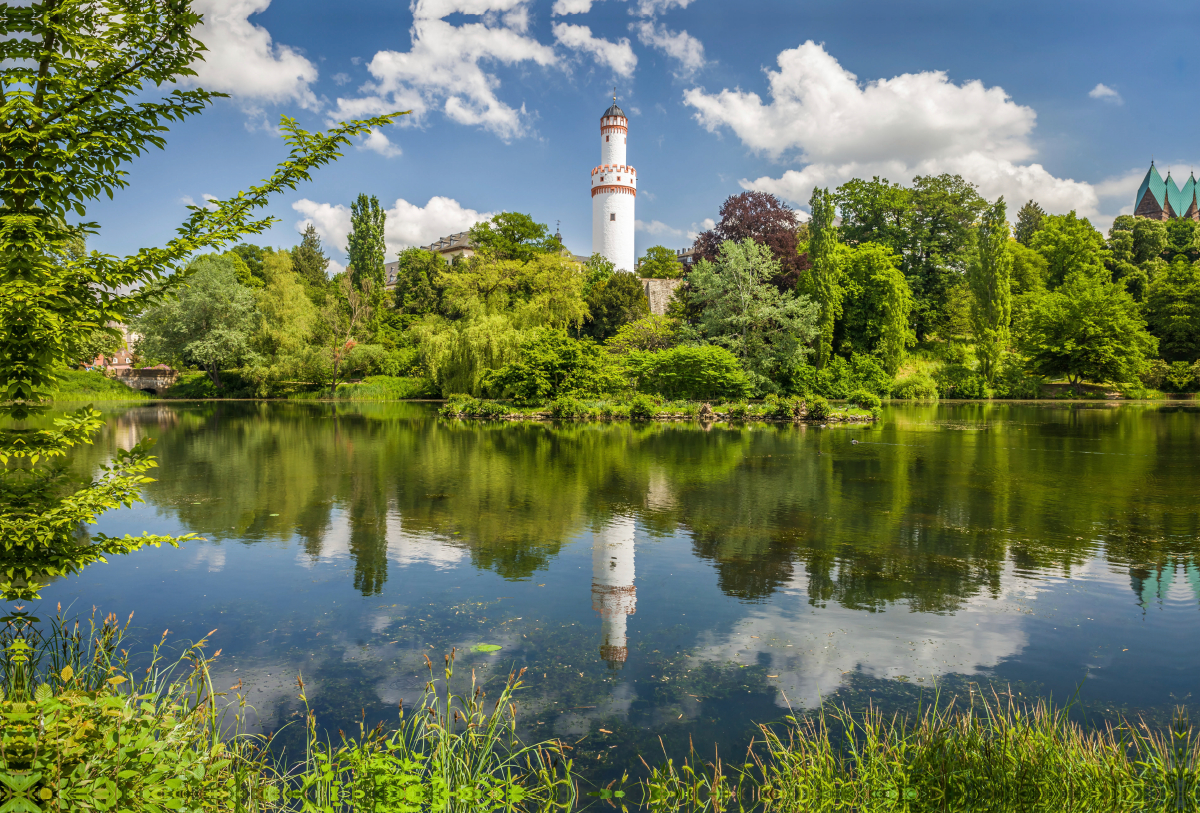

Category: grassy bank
[0, 610, 572, 812]
[439, 393, 878, 424]
[290, 375, 440, 401]
[48, 369, 150, 401]
[641, 696, 1199, 812]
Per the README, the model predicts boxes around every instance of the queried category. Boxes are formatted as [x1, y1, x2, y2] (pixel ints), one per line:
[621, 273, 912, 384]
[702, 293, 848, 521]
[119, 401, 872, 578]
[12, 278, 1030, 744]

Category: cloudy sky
[91, 0, 1198, 272]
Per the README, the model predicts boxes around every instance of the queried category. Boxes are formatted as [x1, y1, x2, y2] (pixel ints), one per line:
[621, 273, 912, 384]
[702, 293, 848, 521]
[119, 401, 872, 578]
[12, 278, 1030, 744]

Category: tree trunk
[208, 365, 222, 389]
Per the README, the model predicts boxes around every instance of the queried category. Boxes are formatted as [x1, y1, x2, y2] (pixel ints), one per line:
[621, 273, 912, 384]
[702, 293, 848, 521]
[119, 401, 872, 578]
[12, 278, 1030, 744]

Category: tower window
[610, 213, 616, 221]
[606, 136, 609, 142]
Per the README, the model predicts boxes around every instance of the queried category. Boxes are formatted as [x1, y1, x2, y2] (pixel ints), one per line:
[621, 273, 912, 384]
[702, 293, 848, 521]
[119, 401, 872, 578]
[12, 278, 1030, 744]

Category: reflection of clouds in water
[690, 560, 1053, 707]
[295, 508, 465, 570]
[188, 543, 226, 573]
[209, 661, 306, 734]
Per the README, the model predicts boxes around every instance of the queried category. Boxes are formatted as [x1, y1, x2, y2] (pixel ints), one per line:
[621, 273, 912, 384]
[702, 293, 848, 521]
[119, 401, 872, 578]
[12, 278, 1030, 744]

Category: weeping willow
[414, 251, 588, 395]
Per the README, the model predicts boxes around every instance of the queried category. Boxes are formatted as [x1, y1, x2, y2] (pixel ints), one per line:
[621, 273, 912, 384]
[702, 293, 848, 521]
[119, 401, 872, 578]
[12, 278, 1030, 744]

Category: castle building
[592, 516, 637, 668]
[591, 98, 636, 272]
[1134, 161, 1200, 220]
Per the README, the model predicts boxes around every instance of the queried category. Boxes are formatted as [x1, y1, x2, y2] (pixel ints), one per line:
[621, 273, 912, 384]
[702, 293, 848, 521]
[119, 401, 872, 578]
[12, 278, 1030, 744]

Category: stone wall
[640, 278, 683, 316]
[114, 368, 178, 395]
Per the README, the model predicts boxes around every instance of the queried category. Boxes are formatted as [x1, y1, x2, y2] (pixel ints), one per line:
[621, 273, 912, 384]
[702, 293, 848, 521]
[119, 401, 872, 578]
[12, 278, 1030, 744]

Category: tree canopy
[469, 212, 558, 261]
[692, 191, 809, 289]
[638, 245, 685, 278]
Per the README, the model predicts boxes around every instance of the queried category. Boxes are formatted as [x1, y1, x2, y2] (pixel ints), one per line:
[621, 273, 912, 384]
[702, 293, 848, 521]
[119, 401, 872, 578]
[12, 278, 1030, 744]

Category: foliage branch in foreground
[0, 0, 403, 598]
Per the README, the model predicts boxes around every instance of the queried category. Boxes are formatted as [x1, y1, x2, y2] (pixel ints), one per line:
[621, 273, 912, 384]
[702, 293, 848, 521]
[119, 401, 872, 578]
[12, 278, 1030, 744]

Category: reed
[640, 691, 1200, 812]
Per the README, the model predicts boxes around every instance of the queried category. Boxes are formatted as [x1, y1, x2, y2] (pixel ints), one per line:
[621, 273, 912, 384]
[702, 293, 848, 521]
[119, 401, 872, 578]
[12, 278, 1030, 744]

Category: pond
[38, 400, 1200, 784]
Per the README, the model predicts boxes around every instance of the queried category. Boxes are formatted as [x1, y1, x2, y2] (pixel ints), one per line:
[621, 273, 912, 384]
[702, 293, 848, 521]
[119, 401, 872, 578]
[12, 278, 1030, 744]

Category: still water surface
[40, 401, 1200, 779]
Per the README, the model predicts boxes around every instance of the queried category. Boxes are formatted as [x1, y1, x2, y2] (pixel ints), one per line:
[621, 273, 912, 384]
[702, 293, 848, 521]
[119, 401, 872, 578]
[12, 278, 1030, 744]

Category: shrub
[439, 394, 472, 417]
[1140, 358, 1169, 389]
[892, 372, 939, 400]
[482, 329, 622, 405]
[628, 393, 657, 421]
[468, 399, 508, 419]
[849, 389, 881, 410]
[624, 345, 752, 401]
[601, 402, 630, 420]
[548, 395, 585, 419]
[727, 401, 749, 420]
[806, 394, 831, 421]
[785, 353, 891, 399]
[992, 354, 1043, 399]
[767, 395, 805, 420]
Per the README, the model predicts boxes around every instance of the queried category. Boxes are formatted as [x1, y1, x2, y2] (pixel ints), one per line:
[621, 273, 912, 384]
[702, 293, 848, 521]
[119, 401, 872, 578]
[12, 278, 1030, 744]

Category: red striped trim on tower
[592, 185, 636, 197]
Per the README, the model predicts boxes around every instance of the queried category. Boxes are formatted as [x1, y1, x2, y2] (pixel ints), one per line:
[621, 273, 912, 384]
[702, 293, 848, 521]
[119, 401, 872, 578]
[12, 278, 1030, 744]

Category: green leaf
[471, 644, 502, 652]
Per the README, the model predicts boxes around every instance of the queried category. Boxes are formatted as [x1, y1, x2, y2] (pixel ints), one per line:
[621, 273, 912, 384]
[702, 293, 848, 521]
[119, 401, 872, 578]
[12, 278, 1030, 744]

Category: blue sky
[89, 0, 1200, 272]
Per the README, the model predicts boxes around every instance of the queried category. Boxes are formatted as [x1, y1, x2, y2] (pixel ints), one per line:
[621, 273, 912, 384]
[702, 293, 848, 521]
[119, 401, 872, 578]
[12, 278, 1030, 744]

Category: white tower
[591, 516, 636, 668]
[591, 96, 636, 272]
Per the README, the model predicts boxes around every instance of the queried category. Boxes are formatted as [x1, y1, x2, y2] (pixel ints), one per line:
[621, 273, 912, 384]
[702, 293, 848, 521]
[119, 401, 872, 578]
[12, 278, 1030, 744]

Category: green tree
[581, 271, 649, 341]
[0, 0, 398, 600]
[841, 242, 913, 374]
[414, 252, 587, 395]
[254, 250, 317, 360]
[223, 249, 260, 288]
[1013, 200, 1045, 246]
[134, 255, 260, 388]
[1009, 241, 1048, 295]
[392, 247, 445, 319]
[1132, 217, 1169, 263]
[638, 245, 685, 278]
[293, 223, 330, 288]
[967, 198, 1013, 384]
[468, 212, 556, 261]
[687, 239, 819, 392]
[317, 273, 375, 394]
[807, 187, 843, 369]
[1019, 272, 1156, 385]
[348, 193, 387, 332]
[1030, 211, 1108, 287]
[231, 243, 267, 282]
[1144, 256, 1200, 362]
[606, 314, 678, 354]
[836, 173, 984, 340]
[483, 329, 620, 403]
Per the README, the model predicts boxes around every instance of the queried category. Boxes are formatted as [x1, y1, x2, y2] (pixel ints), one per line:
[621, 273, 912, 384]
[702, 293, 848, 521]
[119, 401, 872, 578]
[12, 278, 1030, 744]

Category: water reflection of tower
[592, 516, 636, 668]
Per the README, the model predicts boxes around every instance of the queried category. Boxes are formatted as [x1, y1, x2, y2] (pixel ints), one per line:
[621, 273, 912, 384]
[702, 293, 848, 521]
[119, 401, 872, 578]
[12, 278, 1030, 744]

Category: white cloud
[330, 0, 557, 140]
[686, 41, 1099, 219]
[553, 23, 637, 77]
[685, 217, 715, 241]
[332, 72, 352, 86]
[635, 219, 683, 236]
[631, 0, 695, 15]
[359, 129, 403, 158]
[190, 0, 318, 109]
[633, 20, 704, 77]
[552, 0, 600, 13]
[1088, 83, 1122, 104]
[292, 196, 495, 259]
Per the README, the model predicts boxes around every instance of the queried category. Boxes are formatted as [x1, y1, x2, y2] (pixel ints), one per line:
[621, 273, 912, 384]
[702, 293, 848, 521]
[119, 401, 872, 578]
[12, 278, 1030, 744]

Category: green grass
[640, 694, 1199, 812]
[291, 375, 440, 401]
[439, 394, 875, 423]
[0, 608, 573, 812]
[48, 369, 150, 401]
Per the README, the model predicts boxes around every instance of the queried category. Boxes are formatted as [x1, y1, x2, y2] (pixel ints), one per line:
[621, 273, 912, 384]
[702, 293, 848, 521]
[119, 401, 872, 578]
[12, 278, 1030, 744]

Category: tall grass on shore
[0, 608, 571, 811]
[48, 369, 150, 401]
[641, 693, 1200, 812]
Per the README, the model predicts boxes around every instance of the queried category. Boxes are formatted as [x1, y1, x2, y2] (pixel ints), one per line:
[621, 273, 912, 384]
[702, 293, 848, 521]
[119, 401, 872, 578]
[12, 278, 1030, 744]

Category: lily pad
[472, 644, 502, 653]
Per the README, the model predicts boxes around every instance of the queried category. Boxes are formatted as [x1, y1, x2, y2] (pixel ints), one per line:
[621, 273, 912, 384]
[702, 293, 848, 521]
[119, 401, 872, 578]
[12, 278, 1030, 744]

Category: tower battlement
[592, 97, 635, 271]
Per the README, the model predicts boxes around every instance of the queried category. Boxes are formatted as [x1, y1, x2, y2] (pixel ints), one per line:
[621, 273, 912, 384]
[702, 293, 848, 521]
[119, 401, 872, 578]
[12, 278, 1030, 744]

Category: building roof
[602, 102, 626, 119]
[1136, 162, 1167, 210]
[1166, 171, 1190, 216]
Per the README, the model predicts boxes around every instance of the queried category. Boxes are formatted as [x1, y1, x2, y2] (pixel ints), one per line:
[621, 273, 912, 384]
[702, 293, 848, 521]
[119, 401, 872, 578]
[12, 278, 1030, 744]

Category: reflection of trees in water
[81, 402, 1200, 609]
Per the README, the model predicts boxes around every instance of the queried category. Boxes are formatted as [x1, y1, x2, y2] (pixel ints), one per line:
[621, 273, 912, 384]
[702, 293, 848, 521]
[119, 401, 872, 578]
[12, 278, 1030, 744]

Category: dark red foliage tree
[692, 191, 811, 290]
